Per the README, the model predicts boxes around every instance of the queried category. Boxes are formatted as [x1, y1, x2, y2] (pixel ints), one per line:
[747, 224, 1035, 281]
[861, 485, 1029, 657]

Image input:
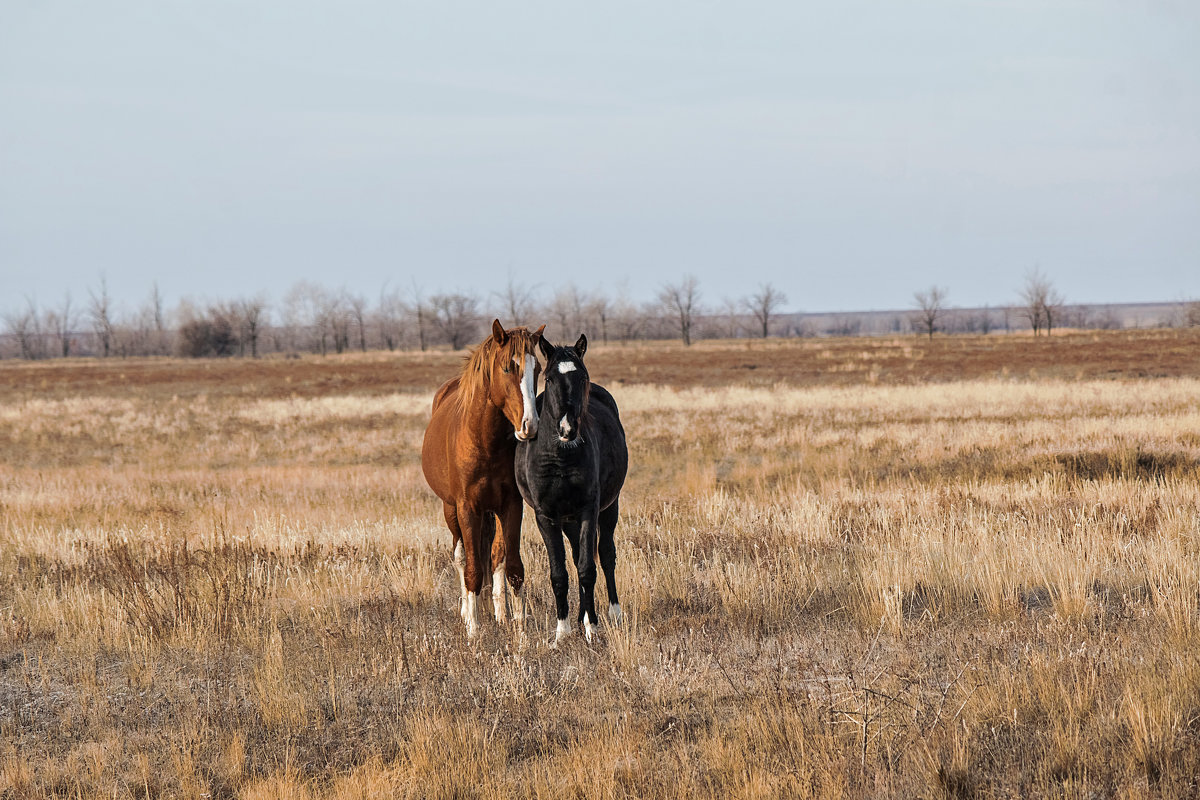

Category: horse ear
[574, 334, 587, 359]
[532, 324, 546, 344]
[491, 319, 508, 344]
[538, 335, 554, 361]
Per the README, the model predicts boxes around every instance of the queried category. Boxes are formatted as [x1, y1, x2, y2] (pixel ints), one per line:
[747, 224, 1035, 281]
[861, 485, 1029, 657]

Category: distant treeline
[2, 274, 1198, 359]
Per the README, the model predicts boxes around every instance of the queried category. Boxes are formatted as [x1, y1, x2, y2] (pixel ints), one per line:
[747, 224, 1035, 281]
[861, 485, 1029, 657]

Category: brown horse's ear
[532, 324, 546, 344]
[492, 319, 508, 344]
[538, 335, 554, 361]
[574, 334, 587, 359]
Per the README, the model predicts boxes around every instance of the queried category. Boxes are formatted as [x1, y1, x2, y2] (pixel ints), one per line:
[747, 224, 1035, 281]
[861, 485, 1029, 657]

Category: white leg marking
[492, 560, 507, 623]
[584, 612, 597, 642]
[554, 618, 573, 645]
[454, 541, 468, 620]
[464, 592, 479, 639]
[608, 603, 623, 625]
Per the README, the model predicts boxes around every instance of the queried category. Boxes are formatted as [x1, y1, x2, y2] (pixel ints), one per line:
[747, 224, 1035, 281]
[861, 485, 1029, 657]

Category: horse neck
[460, 381, 512, 445]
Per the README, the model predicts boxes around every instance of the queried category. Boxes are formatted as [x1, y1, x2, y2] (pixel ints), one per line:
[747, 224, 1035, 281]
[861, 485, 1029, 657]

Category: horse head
[487, 319, 545, 441]
[538, 333, 590, 445]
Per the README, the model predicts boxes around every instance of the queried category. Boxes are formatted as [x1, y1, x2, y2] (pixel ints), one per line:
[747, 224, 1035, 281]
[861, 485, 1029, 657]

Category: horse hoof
[554, 618, 573, 645]
[608, 603, 623, 626]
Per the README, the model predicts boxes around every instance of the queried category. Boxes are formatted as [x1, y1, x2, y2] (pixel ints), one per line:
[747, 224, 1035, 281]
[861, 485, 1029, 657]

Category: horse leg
[576, 513, 600, 642]
[598, 499, 622, 626]
[488, 518, 508, 624]
[442, 502, 468, 622]
[457, 505, 488, 639]
[538, 513, 572, 644]
[496, 499, 526, 625]
[562, 517, 582, 619]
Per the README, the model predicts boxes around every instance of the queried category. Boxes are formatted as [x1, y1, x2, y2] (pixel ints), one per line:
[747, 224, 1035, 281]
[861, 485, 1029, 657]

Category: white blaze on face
[515, 353, 538, 440]
[557, 360, 577, 374]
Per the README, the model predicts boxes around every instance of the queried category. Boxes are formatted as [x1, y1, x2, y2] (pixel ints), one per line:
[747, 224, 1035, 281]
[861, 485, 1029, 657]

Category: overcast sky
[2, 1, 1197, 315]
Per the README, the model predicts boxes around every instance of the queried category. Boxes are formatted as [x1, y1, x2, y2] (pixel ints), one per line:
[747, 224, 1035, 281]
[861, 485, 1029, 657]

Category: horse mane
[454, 326, 539, 413]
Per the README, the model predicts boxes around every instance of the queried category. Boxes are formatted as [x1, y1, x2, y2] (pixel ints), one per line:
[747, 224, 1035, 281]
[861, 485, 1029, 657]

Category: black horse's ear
[574, 334, 587, 359]
[492, 319, 508, 345]
[538, 335, 555, 361]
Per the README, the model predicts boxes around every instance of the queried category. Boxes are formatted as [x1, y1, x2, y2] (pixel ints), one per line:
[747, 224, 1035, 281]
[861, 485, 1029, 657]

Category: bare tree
[149, 283, 169, 355]
[720, 296, 743, 339]
[121, 285, 168, 357]
[88, 274, 114, 357]
[589, 290, 612, 344]
[429, 292, 481, 349]
[45, 293, 75, 357]
[611, 283, 644, 345]
[978, 304, 993, 335]
[912, 285, 948, 340]
[1186, 301, 1200, 328]
[377, 283, 403, 351]
[235, 296, 268, 357]
[3, 298, 43, 359]
[1091, 305, 1122, 330]
[1043, 283, 1065, 336]
[281, 281, 329, 353]
[826, 316, 861, 337]
[547, 284, 590, 340]
[1019, 268, 1065, 336]
[176, 301, 237, 358]
[493, 274, 538, 326]
[408, 281, 430, 352]
[324, 292, 352, 354]
[745, 283, 788, 339]
[347, 292, 368, 352]
[658, 275, 702, 346]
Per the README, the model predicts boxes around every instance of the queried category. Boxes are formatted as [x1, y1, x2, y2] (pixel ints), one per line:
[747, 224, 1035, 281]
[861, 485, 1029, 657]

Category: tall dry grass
[1, 344, 1199, 798]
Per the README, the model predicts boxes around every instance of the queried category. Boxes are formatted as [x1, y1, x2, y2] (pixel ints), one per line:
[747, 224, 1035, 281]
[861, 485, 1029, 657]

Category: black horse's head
[538, 334, 590, 445]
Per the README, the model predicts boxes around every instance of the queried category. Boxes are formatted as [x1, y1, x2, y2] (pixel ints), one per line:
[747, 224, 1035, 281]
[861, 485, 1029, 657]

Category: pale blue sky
[2, 1, 1197, 313]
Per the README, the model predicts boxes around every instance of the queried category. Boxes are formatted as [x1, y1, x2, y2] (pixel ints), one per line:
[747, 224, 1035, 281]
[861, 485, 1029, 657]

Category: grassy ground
[2, 329, 1199, 798]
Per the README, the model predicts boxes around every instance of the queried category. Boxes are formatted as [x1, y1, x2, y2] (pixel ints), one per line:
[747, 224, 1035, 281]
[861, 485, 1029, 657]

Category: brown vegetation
[2, 329, 1200, 797]
[4, 328, 1199, 403]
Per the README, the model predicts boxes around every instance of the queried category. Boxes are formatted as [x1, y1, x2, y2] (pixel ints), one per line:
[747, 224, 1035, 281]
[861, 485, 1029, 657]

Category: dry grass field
[2, 328, 1200, 798]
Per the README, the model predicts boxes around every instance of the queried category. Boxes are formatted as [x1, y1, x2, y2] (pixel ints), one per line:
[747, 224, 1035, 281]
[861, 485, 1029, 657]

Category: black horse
[515, 333, 628, 644]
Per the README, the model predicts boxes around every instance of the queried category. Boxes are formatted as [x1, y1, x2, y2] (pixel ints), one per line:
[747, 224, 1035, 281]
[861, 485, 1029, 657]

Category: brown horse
[421, 319, 545, 638]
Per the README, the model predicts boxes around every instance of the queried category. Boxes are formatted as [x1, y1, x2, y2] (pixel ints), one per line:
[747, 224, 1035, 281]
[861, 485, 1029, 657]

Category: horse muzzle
[516, 417, 538, 441]
[557, 415, 581, 444]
